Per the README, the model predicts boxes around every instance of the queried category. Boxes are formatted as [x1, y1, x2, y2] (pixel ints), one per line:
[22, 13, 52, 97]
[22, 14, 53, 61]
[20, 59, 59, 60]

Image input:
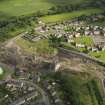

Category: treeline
[52, 72, 83, 105]
[47, 0, 105, 15]
[77, 12, 105, 22]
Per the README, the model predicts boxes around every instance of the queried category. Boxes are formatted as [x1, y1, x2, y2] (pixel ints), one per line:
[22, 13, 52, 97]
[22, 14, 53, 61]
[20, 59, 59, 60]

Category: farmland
[0, 0, 93, 20]
[0, 0, 53, 20]
[0, 0, 104, 20]
[40, 8, 104, 23]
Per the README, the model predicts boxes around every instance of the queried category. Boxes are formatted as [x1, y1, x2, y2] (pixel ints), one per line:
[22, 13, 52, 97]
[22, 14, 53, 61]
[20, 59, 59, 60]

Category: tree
[49, 34, 65, 47]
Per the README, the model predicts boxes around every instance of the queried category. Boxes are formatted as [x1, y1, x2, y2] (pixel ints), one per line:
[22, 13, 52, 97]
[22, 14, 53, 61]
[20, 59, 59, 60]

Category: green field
[89, 51, 105, 62]
[74, 36, 93, 46]
[0, 0, 52, 19]
[16, 38, 57, 56]
[0, 0, 94, 20]
[61, 36, 93, 52]
[40, 8, 104, 23]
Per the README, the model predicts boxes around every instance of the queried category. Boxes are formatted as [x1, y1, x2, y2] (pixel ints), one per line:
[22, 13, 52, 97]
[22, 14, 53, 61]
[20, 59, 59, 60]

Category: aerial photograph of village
[1, 0, 105, 105]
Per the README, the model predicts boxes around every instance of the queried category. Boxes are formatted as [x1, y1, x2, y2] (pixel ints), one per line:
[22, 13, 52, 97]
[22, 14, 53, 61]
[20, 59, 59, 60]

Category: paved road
[58, 47, 105, 66]
[5, 33, 26, 48]
[0, 31, 27, 49]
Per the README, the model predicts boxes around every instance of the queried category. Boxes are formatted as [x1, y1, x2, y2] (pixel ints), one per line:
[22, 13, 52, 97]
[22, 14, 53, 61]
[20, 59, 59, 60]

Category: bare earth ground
[58, 56, 105, 96]
[1, 33, 105, 96]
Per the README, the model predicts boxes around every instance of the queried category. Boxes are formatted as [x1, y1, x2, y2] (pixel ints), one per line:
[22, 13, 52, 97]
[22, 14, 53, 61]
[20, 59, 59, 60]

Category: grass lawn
[40, 8, 104, 23]
[61, 36, 93, 52]
[74, 36, 94, 46]
[0, 0, 53, 20]
[89, 51, 105, 62]
[16, 38, 57, 56]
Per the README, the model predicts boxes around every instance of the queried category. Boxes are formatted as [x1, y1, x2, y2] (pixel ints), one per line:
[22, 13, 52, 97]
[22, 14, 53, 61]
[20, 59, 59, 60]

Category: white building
[94, 31, 100, 35]
[75, 33, 81, 37]
[91, 47, 98, 52]
[76, 44, 85, 48]
[85, 31, 90, 36]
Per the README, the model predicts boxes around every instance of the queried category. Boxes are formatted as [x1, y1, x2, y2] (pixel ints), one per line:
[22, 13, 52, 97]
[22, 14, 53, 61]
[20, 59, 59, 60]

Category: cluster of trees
[48, 34, 65, 47]
[52, 72, 82, 105]
[0, 9, 48, 42]
[47, 1, 105, 15]
[48, 5, 80, 15]
[0, 15, 38, 42]
[76, 12, 105, 22]
[87, 80, 104, 105]
[51, 72, 104, 105]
